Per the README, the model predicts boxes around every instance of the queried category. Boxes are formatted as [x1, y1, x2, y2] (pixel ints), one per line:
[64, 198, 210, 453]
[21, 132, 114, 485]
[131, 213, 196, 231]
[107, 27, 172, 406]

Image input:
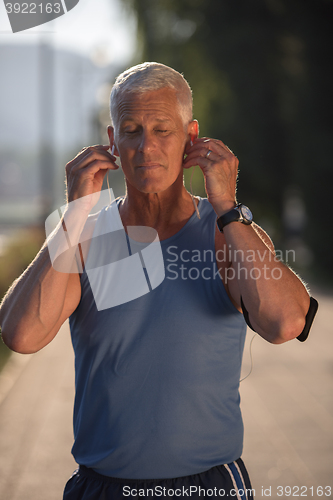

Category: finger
[202, 137, 235, 155]
[79, 149, 117, 165]
[183, 147, 238, 172]
[70, 161, 119, 181]
[67, 161, 119, 198]
[191, 137, 235, 156]
[76, 147, 115, 163]
[185, 145, 218, 159]
[183, 146, 221, 167]
[69, 150, 117, 173]
[183, 157, 212, 170]
[80, 144, 110, 152]
[70, 145, 113, 165]
[185, 139, 223, 159]
[66, 162, 119, 194]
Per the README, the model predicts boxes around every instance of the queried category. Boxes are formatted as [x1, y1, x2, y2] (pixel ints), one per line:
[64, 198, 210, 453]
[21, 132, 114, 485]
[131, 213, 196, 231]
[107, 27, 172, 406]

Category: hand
[65, 145, 118, 212]
[183, 137, 238, 215]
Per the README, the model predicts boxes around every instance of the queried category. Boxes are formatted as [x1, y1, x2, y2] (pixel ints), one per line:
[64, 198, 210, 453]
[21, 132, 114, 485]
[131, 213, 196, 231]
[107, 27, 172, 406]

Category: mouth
[137, 163, 164, 170]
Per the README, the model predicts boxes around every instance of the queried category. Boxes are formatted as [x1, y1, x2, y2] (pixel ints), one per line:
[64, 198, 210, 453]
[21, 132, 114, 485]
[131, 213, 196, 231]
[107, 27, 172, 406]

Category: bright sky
[0, 0, 137, 66]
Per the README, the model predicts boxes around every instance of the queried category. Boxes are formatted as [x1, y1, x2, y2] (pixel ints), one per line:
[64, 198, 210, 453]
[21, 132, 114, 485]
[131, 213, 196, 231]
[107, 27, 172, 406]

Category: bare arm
[0, 242, 81, 354]
[219, 221, 310, 344]
[0, 145, 118, 353]
[184, 137, 310, 344]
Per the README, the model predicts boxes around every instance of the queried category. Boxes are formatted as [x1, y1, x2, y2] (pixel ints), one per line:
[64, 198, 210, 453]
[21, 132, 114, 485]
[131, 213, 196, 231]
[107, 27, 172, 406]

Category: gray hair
[110, 62, 193, 134]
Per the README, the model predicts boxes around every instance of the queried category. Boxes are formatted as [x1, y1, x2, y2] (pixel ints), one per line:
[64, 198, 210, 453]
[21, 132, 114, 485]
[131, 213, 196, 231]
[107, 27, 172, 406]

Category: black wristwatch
[216, 203, 253, 232]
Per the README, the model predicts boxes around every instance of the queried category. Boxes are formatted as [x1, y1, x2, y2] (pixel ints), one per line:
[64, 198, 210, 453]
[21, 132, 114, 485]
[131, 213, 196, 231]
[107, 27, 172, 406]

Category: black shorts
[63, 458, 254, 500]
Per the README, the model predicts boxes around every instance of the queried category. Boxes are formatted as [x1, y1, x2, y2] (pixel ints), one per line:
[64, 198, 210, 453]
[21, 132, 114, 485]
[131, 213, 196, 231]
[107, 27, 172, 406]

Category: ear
[187, 120, 199, 145]
[107, 126, 119, 156]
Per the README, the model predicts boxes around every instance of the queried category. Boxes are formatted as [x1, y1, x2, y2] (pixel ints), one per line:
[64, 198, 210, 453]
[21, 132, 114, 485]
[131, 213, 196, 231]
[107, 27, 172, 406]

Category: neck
[119, 175, 197, 239]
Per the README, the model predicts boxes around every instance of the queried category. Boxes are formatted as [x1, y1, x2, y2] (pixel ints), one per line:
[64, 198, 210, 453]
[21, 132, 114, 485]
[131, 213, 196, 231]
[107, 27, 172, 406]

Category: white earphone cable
[240, 333, 257, 382]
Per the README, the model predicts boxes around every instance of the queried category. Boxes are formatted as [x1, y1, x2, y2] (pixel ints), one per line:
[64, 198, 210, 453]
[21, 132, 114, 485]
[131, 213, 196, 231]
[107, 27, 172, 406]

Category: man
[0, 63, 314, 499]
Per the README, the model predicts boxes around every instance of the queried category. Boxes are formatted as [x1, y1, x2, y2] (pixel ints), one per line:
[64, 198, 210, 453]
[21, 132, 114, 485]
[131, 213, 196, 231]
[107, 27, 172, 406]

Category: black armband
[296, 296, 318, 342]
[240, 296, 255, 332]
[240, 296, 318, 342]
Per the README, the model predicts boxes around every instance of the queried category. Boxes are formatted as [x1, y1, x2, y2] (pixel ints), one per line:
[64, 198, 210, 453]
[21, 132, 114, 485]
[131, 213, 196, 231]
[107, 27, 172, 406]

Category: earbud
[190, 132, 197, 147]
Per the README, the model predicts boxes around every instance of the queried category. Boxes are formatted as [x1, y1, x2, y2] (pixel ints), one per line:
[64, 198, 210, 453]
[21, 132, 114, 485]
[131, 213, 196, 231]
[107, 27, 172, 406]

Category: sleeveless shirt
[69, 197, 247, 479]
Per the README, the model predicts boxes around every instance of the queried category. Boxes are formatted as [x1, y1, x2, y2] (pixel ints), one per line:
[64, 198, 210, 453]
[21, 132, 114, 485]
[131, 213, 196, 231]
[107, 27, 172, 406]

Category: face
[108, 88, 197, 194]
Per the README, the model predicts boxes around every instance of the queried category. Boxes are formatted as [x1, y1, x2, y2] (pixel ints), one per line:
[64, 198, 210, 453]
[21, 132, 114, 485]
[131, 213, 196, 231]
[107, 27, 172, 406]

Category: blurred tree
[0, 227, 45, 368]
[122, 0, 333, 283]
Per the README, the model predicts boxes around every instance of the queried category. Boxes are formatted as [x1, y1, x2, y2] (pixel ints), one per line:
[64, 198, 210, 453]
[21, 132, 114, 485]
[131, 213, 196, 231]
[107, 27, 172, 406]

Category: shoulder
[196, 197, 217, 221]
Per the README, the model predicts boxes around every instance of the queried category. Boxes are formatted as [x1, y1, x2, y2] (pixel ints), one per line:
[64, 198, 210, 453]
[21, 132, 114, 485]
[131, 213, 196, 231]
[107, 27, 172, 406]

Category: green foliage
[0, 227, 45, 369]
[123, 0, 333, 282]
[0, 227, 45, 301]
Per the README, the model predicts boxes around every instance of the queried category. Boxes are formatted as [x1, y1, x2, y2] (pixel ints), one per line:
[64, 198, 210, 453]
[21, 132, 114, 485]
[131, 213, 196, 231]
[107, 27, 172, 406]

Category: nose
[138, 130, 156, 154]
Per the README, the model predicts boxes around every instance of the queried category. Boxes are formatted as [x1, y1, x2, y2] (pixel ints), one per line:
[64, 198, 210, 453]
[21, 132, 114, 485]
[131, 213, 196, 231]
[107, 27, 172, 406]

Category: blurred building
[0, 43, 121, 227]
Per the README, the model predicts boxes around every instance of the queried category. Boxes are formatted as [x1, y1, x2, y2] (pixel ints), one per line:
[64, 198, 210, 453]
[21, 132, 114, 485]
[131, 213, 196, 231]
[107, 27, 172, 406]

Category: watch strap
[216, 205, 240, 232]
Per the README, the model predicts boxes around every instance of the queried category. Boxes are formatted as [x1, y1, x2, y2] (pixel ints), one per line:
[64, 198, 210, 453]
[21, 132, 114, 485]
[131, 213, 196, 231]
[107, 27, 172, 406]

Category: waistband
[78, 458, 247, 484]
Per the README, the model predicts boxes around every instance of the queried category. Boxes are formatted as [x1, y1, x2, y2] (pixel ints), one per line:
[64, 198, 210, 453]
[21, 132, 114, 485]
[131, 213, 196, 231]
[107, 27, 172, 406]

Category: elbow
[1, 327, 20, 353]
[272, 293, 313, 344]
[254, 293, 312, 345]
[276, 295, 311, 344]
[270, 313, 307, 345]
[1, 324, 41, 354]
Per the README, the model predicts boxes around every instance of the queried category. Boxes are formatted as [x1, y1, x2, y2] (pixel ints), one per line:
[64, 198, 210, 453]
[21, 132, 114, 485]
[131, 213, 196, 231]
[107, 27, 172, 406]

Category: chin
[132, 176, 176, 195]
[125, 168, 182, 195]
[138, 183, 169, 194]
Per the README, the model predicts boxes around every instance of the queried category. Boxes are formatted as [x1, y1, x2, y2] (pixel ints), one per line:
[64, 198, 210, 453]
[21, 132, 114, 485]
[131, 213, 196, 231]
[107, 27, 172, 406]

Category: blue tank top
[69, 197, 247, 479]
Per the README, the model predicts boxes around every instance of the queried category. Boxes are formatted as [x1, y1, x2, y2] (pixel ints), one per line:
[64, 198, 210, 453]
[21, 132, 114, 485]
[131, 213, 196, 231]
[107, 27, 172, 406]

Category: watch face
[240, 205, 253, 222]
